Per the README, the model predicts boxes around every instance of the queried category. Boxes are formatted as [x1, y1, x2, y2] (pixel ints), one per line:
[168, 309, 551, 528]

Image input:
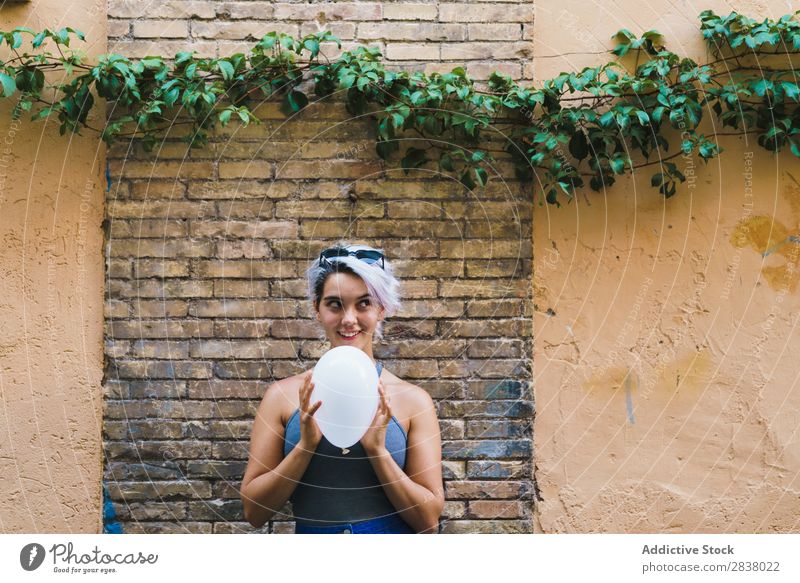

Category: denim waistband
[295, 513, 414, 534]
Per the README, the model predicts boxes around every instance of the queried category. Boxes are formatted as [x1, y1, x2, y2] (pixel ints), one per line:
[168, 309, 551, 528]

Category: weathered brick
[440, 419, 465, 439]
[112, 360, 213, 380]
[107, 20, 131, 38]
[466, 379, 530, 399]
[105, 340, 130, 358]
[213, 279, 270, 297]
[396, 299, 464, 319]
[215, 240, 271, 259]
[442, 460, 466, 480]
[105, 300, 130, 318]
[123, 522, 213, 534]
[194, 259, 296, 279]
[467, 338, 524, 358]
[188, 181, 281, 200]
[443, 319, 522, 338]
[132, 300, 189, 318]
[187, 380, 266, 399]
[275, 2, 382, 20]
[185, 460, 247, 478]
[438, 400, 533, 418]
[441, 520, 529, 534]
[189, 339, 296, 359]
[132, 341, 190, 360]
[185, 499, 244, 521]
[466, 299, 525, 318]
[442, 439, 531, 459]
[109, 0, 217, 19]
[132, 20, 190, 39]
[383, 319, 437, 338]
[376, 339, 466, 358]
[392, 259, 464, 278]
[445, 480, 530, 500]
[439, 3, 533, 22]
[104, 420, 183, 440]
[190, 220, 297, 239]
[105, 440, 211, 459]
[275, 200, 384, 219]
[129, 380, 188, 399]
[359, 22, 466, 41]
[357, 220, 463, 238]
[466, 420, 530, 439]
[193, 21, 296, 40]
[108, 40, 218, 59]
[109, 160, 215, 179]
[109, 320, 214, 339]
[442, 501, 467, 519]
[134, 259, 190, 278]
[118, 501, 190, 522]
[383, 3, 438, 20]
[381, 359, 439, 379]
[218, 161, 272, 180]
[214, 200, 276, 219]
[214, 361, 272, 379]
[109, 239, 215, 259]
[214, 2, 275, 20]
[441, 240, 529, 258]
[386, 43, 442, 61]
[189, 299, 296, 318]
[467, 500, 529, 519]
[271, 319, 321, 339]
[213, 319, 267, 338]
[467, 23, 522, 40]
[212, 441, 250, 460]
[441, 42, 533, 60]
[439, 279, 529, 298]
[467, 460, 529, 479]
[129, 180, 187, 199]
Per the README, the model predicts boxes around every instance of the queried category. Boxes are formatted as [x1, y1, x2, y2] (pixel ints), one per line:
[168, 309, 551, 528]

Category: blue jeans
[295, 514, 415, 534]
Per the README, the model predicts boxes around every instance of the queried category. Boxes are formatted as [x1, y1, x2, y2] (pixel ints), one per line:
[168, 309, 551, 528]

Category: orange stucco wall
[533, 0, 800, 532]
[0, 1, 106, 532]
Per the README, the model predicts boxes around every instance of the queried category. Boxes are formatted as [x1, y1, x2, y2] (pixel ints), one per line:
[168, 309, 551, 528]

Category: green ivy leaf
[0, 73, 16, 97]
[218, 60, 235, 82]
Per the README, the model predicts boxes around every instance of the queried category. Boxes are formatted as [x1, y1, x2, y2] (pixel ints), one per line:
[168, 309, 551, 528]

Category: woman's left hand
[360, 379, 391, 456]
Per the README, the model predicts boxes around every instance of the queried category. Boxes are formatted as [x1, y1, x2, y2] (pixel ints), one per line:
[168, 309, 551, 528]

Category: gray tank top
[282, 361, 409, 525]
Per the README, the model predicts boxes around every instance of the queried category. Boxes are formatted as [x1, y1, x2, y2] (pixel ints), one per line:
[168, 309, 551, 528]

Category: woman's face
[315, 272, 384, 354]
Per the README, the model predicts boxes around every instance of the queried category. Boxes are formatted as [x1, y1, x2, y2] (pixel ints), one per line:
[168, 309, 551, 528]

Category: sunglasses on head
[319, 247, 385, 269]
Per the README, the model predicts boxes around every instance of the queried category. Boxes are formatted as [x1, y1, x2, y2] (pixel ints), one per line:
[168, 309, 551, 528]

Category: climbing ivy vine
[1, 10, 800, 204]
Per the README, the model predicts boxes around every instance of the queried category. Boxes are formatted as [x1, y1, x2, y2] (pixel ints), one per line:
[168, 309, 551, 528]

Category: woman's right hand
[298, 370, 323, 452]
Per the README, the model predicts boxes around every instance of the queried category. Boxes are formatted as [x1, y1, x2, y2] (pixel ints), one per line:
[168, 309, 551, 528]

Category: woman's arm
[240, 373, 322, 529]
[362, 385, 445, 533]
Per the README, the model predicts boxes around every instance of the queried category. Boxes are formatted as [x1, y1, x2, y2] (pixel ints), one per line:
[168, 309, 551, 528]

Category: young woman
[240, 243, 444, 533]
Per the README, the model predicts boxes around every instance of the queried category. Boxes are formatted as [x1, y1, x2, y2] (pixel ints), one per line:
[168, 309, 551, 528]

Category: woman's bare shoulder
[264, 369, 313, 422]
[381, 369, 435, 412]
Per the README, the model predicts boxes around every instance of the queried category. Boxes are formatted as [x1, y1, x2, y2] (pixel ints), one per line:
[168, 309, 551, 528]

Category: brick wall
[104, 0, 534, 534]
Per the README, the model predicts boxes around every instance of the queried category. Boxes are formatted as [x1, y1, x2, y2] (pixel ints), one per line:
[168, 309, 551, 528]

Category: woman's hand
[360, 379, 391, 457]
[298, 371, 323, 452]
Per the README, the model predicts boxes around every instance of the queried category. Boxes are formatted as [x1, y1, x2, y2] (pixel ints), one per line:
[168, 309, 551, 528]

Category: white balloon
[310, 346, 380, 449]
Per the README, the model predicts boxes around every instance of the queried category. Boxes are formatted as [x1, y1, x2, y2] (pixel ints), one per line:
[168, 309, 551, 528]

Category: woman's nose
[341, 307, 358, 324]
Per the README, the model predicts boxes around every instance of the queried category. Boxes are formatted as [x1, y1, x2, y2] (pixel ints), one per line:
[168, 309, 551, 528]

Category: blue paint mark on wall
[103, 483, 123, 534]
[624, 373, 635, 425]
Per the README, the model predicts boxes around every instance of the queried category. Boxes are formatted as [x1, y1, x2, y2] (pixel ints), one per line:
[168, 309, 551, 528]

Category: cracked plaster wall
[533, 0, 800, 532]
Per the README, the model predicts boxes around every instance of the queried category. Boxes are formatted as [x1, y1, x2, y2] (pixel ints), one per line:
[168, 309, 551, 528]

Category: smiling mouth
[338, 330, 361, 339]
